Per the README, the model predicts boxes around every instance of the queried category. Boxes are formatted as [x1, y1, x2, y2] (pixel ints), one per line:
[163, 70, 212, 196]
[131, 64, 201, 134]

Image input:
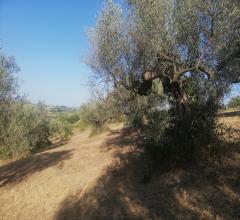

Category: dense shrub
[142, 78, 221, 168]
[49, 115, 73, 141]
[0, 103, 51, 158]
[66, 113, 80, 124]
[78, 102, 109, 133]
[0, 53, 54, 158]
[77, 93, 125, 134]
[143, 109, 175, 169]
[0, 102, 74, 158]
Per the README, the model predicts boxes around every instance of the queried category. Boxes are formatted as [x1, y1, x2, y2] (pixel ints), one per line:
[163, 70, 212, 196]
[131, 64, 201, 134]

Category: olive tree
[0, 53, 20, 147]
[87, 0, 240, 158]
[0, 53, 51, 158]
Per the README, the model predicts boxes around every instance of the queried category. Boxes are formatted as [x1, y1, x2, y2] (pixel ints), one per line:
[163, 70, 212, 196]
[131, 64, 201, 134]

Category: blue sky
[0, 0, 103, 107]
[0, 0, 239, 107]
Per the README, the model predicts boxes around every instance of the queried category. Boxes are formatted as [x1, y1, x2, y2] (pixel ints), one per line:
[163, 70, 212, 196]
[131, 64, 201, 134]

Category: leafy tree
[87, 0, 240, 160]
[0, 54, 19, 101]
[0, 53, 20, 149]
[0, 53, 52, 158]
[2, 103, 51, 157]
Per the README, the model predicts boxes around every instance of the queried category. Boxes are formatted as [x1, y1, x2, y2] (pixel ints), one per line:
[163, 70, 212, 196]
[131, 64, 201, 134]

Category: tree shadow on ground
[34, 139, 70, 154]
[0, 149, 73, 187]
[55, 128, 240, 220]
[103, 127, 145, 150]
[217, 110, 240, 117]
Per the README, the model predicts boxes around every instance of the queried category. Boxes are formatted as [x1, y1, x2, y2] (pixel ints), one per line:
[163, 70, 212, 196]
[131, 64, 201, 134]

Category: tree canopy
[87, 0, 240, 162]
[88, 0, 240, 97]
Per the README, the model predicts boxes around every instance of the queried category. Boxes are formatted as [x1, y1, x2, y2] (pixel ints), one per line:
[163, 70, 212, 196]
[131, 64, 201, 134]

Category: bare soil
[0, 123, 240, 220]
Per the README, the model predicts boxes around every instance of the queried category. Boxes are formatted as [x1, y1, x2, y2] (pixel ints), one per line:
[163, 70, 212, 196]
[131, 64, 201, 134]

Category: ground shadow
[103, 127, 145, 150]
[55, 128, 240, 219]
[0, 149, 73, 187]
[34, 139, 70, 153]
[217, 110, 240, 117]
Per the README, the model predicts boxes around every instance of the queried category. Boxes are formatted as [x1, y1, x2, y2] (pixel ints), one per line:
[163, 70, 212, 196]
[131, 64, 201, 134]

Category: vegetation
[1, 1, 240, 219]
[0, 53, 75, 159]
[77, 92, 124, 134]
[228, 96, 240, 108]
[87, 0, 240, 165]
[0, 54, 47, 157]
[2, 0, 239, 164]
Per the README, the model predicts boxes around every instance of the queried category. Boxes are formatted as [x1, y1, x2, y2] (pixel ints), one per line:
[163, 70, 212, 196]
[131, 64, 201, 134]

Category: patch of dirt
[0, 129, 115, 220]
[1, 124, 240, 219]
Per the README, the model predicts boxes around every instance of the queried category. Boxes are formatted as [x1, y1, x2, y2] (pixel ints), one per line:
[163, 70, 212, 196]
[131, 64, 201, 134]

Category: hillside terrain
[0, 116, 240, 219]
[1, 1, 240, 219]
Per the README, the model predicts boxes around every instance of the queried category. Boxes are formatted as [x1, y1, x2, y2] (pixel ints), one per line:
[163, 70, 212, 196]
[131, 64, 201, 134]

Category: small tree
[79, 101, 111, 132]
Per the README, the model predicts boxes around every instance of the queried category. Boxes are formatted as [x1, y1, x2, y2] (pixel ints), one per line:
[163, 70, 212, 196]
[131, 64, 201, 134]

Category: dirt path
[0, 126, 124, 220]
[1, 124, 240, 220]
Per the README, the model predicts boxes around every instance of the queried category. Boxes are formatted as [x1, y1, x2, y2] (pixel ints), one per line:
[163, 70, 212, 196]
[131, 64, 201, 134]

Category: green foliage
[127, 111, 144, 129]
[146, 110, 172, 142]
[87, 0, 240, 165]
[49, 113, 73, 141]
[112, 81, 165, 128]
[228, 96, 240, 108]
[143, 108, 181, 171]
[77, 92, 125, 134]
[0, 54, 19, 102]
[143, 95, 221, 170]
[88, 0, 240, 91]
[0, 53, 60, 159]
[0, 103, 51, 158]
[66, 113, 80, 124]
[78, 102, 109, 133]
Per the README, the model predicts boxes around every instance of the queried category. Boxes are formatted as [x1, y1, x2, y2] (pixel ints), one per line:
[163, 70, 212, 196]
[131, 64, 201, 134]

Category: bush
[143, 108, 183, 171]
[143, 79, 221, 169]
[78, 102, 109, 133]
[66, 114, 80, 124]
[127, 111, 145, 128]
[78, 94, 124, 134]
[0, 53, 75, 159]
[0, 54, 53, 158]
[228, 96, 240, 108]
[0, 103, 51, 158]
[143, 101, 219, 171]
[49, 115, 73, 141]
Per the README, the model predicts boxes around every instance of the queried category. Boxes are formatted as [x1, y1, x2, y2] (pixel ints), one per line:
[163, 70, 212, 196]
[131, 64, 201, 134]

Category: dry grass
[0, 117, 240, 219]
[217, 109, 240, 142]
[0, 129, 115, 220]
[218, 107, 240, 126]
[218, 115, 240, 129]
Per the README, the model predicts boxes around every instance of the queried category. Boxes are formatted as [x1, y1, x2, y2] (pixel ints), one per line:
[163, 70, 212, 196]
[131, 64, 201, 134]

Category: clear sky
[0, 0, 103, 107]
